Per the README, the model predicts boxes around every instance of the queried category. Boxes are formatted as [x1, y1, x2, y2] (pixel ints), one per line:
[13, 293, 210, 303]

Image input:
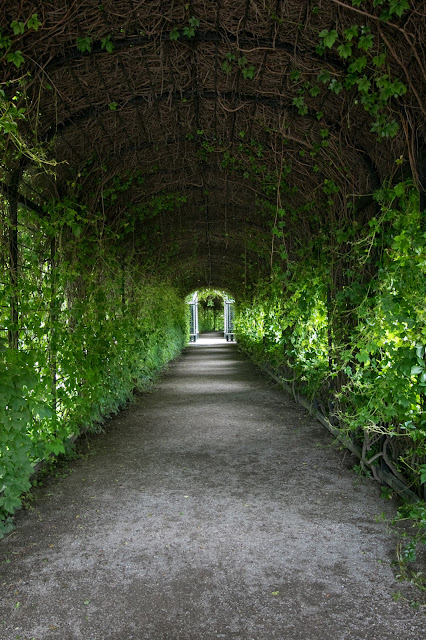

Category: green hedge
[235, 184, 426, 496]
[0, 200, 188, 537]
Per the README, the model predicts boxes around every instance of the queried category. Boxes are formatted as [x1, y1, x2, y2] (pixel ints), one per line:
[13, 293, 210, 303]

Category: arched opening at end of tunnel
[185, 288, 236, 345]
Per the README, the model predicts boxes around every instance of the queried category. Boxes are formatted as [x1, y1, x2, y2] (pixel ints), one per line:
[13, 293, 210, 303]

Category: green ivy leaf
[358, 33, 374, 51]
[317, 70, 331, 84]
[319, 29, 338, 49]
[389, 0, 410, 17]
[0, 120, 18, 134]
[356, 350, 370, 365]
[357, 75, 371, 93]
[379, 9, 392, 21]
[394, 183, 405, 197]
[6, 50, 25, 68]
[50, 441, 65, 456]
[0, 33, 12, 50]
[348, 57, 367, 73]
[0, 518, 15, 538]
[189, 16, 200, 28]
[27, 14, 41, 31]
[292, 96, 308, 115]
[329, 79, 343, 94]
[379, 120, 399, 138]
[170, 27, 180, 41]
[183, 26, 195, 38]
[0, 495, 22, 514]
[323, 178, 340, 194]
[76, 37, 92, 53]
[10, 20, 25, 35]
[101, 35, 114, 53]
[337, 43, 352, 59]
[344, 25, 358, 41]
[373, 53, 386, 67]
[391, 80, 407, 97]
[242, 66, 255, 80]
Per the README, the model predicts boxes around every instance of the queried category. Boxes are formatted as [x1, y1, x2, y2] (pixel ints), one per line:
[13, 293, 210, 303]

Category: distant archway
[186, 289, 235, 342]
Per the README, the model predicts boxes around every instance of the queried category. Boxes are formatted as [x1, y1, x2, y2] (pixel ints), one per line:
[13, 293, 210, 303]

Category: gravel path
[0, 335, 424, 639]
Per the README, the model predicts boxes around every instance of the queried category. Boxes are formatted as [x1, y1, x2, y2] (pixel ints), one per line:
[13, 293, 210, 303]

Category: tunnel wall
[234, 187, 426, 501]
[0, 198, 188, 534]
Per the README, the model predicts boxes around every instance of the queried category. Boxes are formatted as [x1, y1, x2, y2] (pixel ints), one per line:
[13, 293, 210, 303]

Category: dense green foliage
[236, 268, 329, 397]
[197, 290, 226, 333]
[0, 197, 188, 538]
[236, 183, 425, 491]
[235, 181, 426, 581]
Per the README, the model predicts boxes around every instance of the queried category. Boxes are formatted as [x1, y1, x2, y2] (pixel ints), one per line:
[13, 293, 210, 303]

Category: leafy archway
[196, 289, 228, 333]
[0, 2, 425, 557]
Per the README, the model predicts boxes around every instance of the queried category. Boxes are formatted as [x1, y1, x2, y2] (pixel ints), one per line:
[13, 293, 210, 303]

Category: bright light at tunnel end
[186, 288, 236, 345]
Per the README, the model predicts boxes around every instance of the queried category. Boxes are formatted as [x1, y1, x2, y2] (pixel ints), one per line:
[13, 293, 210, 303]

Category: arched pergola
[1, 0, 424, 295]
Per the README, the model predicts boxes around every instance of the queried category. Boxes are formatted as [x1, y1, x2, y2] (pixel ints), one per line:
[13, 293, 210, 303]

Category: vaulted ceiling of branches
[1, 0, 425, 296]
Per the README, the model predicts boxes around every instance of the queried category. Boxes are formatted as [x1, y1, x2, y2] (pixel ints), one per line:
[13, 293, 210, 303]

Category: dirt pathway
[0, 336, 424, 639]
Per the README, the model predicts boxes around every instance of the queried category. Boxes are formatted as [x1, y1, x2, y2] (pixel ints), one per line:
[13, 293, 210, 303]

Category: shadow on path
[0, 343, 424, 639]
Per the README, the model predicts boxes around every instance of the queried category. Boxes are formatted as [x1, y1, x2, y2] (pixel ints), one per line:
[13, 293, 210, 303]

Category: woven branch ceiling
[1, 0, 425, 294]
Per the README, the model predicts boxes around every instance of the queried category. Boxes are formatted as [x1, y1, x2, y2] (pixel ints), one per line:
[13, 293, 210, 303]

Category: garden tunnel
[0, 1, 425, 532]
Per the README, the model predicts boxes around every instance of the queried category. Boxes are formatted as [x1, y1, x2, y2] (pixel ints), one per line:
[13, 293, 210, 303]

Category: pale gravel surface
[0, 334, 424, 639]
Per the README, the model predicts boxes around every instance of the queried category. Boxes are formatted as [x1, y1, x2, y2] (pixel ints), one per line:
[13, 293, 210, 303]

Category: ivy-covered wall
[0, 197, 188, 537]
[235, 184, 426, 498]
